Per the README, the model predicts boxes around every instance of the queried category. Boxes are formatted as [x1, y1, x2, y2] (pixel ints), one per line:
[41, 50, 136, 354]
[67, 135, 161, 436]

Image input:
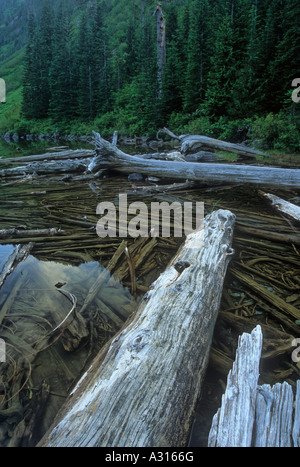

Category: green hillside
[0, 0, 299, 151]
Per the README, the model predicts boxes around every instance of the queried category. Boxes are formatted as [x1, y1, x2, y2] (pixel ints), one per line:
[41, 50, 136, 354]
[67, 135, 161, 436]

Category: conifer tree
[37, 3, 54, 118]
[49, 6, 75, 120]
[21, 13, 39, 119]
[204, 14, 235, 119]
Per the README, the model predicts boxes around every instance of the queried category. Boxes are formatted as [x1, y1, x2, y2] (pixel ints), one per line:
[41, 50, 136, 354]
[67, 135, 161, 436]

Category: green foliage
[248, 112, 300, 152]
[0, 0, 299, 154]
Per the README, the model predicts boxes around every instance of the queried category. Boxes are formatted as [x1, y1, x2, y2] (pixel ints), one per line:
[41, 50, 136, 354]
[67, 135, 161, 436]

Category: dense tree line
[21, 0, 299, 139]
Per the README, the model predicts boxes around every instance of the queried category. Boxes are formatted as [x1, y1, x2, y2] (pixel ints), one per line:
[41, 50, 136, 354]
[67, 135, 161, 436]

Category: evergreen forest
[0, 0, 299, 151]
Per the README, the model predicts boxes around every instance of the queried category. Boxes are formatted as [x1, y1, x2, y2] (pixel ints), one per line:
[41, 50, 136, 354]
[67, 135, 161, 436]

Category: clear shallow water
[0, 140, 299, 446]
[0, 245, 136, 446]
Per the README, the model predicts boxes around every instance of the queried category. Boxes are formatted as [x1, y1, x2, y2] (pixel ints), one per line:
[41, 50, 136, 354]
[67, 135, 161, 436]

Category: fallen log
[0, 228, 65, 239]
[163, 127, 265, 159]
[0, 149, 95, 166]
[208, 325, 300, 447]
[259, 191, 300, 223]
[0, 159, 90, 178]
[89, 133, 300, 189]
[38, 208, 235, 447]
[208, 326, 263, 447]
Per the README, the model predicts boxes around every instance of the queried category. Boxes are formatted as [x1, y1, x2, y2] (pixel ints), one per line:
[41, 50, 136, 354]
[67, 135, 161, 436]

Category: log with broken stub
[258, 191, 300, 223]
[89, 132, 300, 189]
[38, 209, 235, 447]
[208, 325, 300, 447]
[208, 325, 263, 447]
[162, 127, 265, 159]
[254, 382, 294, 447]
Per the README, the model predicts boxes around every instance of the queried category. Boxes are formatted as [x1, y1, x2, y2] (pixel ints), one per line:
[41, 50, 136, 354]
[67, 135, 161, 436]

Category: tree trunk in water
[38, 209, 235, 447]
[89, 132, 300, 190]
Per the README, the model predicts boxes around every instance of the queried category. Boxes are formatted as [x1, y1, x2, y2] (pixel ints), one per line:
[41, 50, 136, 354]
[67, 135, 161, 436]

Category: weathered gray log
[208, 325, 263, 447]
[208, 325, 300, 447]
[38, 208, 235, 447]
[0, 158, 91, 178]
[259, 191, 300, 222]
[180, 134, 265, 158]
[0, 149, 95, 166]
[89, 132, 300, 189]
[0, 243, 33, 289]
[0, 228, 65, 239]
[163, 127, 265, 159]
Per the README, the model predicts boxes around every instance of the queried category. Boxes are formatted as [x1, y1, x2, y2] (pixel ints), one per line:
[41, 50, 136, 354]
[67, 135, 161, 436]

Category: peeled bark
[38, 208, 235, 447]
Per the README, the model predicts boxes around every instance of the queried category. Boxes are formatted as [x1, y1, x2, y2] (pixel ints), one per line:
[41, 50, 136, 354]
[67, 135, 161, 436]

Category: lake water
[0, 137, 94, 159]
[0, 138, 299, 446]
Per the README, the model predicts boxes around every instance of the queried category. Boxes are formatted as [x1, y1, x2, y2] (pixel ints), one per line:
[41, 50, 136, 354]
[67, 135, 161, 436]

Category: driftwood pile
[0, 130, 299, 447]
[39, 209, 236, 447]
[1, 130, 300, 189]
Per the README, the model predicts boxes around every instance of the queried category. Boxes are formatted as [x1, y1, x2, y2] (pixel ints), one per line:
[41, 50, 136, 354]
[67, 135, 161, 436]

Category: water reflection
[0, 251, 136, 446]
[0, 244, 16, 271]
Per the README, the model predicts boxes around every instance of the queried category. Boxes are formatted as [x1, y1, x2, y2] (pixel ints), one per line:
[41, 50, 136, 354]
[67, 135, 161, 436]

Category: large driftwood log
[0, 149, 95, 166]
[0, 158, 91, 178]
[89, 133, 300, 189]
[208, 325, 300, 447]
[162, 127, 266, 159]
[38, 208, 235, 447]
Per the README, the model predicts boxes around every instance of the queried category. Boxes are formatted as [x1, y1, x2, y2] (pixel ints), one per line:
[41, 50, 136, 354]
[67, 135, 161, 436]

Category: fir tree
[49, 6, 75, 120]
[21, 13, 39, 119]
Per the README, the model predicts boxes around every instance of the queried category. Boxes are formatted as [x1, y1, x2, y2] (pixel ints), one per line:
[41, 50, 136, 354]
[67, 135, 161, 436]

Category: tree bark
[38, 208, 235, 447]
[89, 132, 300, 189]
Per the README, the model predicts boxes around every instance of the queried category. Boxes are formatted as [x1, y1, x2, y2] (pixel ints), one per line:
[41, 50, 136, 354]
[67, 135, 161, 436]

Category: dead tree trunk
[38, 209, 235, 447]
[208, 325, 300, 447]
[89, 133, 300, 189]
[154, 2, 166, 99]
